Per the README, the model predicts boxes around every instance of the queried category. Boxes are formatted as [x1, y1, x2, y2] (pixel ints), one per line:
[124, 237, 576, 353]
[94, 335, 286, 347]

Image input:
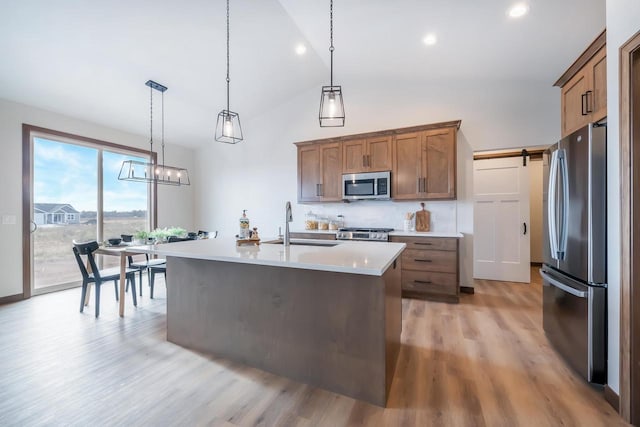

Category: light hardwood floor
[0, 269, 628, 426]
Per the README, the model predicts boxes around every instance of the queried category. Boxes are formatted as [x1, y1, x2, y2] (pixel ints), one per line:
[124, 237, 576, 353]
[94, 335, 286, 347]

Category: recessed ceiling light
[295, 43, 307, 55]
[508, 3, 529, 18]
[423, 33, 437, 46]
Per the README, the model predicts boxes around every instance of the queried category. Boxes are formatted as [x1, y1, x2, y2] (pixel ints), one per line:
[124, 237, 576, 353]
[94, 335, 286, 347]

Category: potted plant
[134, 230, 149, 245]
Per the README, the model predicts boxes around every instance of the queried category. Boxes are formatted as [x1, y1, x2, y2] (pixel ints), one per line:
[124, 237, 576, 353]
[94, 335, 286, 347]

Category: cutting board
[415, 203, 430, 232]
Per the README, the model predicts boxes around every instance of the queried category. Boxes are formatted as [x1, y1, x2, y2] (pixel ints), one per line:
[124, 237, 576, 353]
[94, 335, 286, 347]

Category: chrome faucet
[284, 201, 293, 246]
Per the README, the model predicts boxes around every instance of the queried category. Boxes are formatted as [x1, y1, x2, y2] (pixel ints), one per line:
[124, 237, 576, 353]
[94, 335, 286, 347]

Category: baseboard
[460, 286, 475, 294]
[0, 293, 24, 305]
[603, 384, 619, 412]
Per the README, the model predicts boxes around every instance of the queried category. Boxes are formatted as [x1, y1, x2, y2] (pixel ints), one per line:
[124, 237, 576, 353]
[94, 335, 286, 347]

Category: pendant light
[215, 0, 243, 143]
[118, 80, 190, 186]
[319, 0, 345, 127]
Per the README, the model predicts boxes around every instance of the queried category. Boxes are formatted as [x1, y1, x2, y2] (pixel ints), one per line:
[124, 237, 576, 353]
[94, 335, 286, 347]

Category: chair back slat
[72, 246, 90, 280]
[72, 240, 102, 280]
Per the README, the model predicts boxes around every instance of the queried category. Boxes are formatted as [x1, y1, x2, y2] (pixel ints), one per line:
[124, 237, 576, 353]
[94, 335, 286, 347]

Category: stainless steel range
[336, 227, 393, 242]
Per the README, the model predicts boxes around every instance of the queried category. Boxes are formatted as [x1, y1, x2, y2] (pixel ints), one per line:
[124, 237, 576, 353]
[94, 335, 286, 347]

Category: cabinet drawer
[402, 271, 458, 296]
[390, 236, 457, 251]
[401, 249, 457, 273]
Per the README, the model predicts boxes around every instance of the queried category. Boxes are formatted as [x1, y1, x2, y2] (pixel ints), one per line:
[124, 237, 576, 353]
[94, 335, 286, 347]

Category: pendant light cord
[226, 0, 230, 113]
[149, 84, 154, 159]
[329, 0, 334, 87]
[161, 90, 165, 169]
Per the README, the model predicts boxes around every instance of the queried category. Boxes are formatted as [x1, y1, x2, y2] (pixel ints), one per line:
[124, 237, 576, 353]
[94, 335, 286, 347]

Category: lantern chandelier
[119, 80, 190, 186]
[319, 0, 345, 127]
[215, 0, 243, 143]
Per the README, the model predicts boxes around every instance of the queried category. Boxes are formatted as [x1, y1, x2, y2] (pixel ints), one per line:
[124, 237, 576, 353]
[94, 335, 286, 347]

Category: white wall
[605, 0, 640, 394]
[0, 98, 195, 298]
[194, 77, 559, 290]
[529, 159, 543, 263]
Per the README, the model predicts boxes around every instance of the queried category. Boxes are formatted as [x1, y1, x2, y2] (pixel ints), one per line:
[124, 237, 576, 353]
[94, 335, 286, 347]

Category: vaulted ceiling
[0, 0, 605, 147]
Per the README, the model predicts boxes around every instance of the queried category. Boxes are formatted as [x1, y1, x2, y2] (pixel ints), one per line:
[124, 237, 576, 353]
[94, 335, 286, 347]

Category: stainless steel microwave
[342, 171, 391, 200]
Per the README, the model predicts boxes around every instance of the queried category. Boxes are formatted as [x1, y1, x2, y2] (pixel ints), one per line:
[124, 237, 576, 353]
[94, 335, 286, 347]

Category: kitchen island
[137, 238, 405, 406]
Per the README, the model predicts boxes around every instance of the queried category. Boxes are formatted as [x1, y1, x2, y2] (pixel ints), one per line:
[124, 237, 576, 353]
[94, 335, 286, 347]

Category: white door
[473, 156, 530, 283]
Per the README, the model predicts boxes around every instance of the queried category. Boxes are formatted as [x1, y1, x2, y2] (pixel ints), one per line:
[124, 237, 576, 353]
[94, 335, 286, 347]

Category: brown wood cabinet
[295, 120, 460, 203]
[297, 142, 342, 202]
[556, 31, 607, 137]
[393, 127, 456, 200]
[343, 136, 392, 174]
[390, 235, 459, 303]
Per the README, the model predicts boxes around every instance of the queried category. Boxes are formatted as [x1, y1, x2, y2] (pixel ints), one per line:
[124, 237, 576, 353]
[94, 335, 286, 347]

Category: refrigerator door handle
[548, 150, 560, 259]
[558, 149, 570, 258]
[539, 269, 588, 298]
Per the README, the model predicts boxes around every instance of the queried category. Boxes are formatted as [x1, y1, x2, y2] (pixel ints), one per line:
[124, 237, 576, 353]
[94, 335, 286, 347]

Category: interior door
[473, 156, 531, 283]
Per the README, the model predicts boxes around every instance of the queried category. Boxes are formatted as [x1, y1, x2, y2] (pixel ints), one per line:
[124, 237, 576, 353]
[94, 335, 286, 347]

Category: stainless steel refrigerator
[541, 122, 607, 384]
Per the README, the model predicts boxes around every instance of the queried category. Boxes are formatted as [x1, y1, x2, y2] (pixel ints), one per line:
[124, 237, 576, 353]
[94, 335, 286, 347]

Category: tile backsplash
[293, 200, 457, 232]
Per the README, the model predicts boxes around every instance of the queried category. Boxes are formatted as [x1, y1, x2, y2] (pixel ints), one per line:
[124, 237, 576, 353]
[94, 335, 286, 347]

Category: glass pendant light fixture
[319, 0, 345, 127]
[119, 80, 190, 186]
[215, 0, 243, 143]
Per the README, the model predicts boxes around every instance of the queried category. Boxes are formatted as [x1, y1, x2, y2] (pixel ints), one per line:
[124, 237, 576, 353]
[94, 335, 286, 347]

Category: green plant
[166, 227, 187, 237]
[134, 230, 149, 240]
[149, 226, 187, 241]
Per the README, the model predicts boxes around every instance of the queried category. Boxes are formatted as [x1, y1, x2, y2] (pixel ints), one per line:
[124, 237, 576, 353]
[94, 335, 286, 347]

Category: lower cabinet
[390, 236, 459, 303]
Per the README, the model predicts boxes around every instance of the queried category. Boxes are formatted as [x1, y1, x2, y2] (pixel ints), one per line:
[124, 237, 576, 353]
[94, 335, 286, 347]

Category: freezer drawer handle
[539, 269, 587, 298]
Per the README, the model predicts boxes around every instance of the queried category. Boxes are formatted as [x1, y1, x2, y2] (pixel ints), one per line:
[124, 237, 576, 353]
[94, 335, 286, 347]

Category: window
[27, 129, 155, 293]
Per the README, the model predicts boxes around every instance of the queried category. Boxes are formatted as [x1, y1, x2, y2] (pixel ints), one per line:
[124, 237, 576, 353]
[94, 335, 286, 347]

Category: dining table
[90, 243, 152, 317]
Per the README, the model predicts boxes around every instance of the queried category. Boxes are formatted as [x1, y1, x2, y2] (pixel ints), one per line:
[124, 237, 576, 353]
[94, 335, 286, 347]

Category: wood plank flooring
[0, 269, 628, 426]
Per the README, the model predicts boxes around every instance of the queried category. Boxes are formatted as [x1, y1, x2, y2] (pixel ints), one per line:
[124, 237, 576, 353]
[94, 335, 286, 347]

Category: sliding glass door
[26, 128, 154, 295]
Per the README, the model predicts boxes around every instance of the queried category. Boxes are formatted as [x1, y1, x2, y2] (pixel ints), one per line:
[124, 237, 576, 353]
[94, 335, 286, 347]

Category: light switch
[2, 215, 16, 225]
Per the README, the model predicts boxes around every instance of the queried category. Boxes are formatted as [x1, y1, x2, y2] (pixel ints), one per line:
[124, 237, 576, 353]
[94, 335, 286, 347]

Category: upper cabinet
[555, 30, 607, 137]
[393, 127, 457, 200]
[343, 136, 392, 174]
[295, 120, 460, 203]
[297, 142, 342, 202]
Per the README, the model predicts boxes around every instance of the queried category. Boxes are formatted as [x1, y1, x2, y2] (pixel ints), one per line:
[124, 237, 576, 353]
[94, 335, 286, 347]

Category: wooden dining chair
[127, 254, 166, 296]
[148, 264, 167, 298]
[72, 240, 138, 317]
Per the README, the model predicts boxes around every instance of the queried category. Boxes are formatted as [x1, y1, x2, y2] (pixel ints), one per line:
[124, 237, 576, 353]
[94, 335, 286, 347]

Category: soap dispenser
[239, 210, 250, 239]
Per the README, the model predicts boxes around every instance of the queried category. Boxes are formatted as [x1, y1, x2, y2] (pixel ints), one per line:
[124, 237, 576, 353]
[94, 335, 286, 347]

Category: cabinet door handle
[417, 177, 421, 192]
[316, 183, 320, 196]
[414, 259, 432, 263]
[414, 280, 432, 284]
[367, 155, 371, 168]
[523, 222, 527, 235]
[581, 93, 588, 116]
[414, 242, 433, 246]
[585, 90, 593, 113]
[422, 177, 427, 193]
[363, 155, 367, 168]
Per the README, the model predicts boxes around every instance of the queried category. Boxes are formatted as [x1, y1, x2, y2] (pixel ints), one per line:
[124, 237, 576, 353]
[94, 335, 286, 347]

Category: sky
[34, 137, 148, 212]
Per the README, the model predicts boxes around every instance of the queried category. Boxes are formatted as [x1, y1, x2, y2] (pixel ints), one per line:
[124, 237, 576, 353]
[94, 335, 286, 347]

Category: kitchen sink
[263, 239, 339, 247]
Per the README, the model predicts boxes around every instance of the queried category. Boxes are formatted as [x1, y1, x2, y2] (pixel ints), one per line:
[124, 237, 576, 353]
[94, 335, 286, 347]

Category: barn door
[473, 156, 531, 283]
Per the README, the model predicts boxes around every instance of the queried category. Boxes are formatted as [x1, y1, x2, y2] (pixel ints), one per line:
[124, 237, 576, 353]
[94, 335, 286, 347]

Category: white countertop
[293, 229, 463, 238]
[129, 237, 406, 276]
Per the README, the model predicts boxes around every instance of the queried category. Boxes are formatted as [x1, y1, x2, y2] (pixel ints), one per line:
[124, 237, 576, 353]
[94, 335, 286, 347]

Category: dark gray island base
[166, 256, 402, 406]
